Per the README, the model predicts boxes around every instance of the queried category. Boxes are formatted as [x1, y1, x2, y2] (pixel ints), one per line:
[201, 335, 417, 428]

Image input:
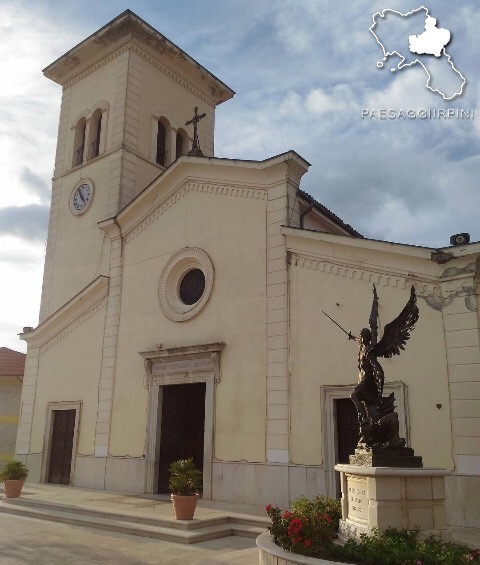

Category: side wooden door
[48, 409, 76, 485]
[335, 399, 359, 496]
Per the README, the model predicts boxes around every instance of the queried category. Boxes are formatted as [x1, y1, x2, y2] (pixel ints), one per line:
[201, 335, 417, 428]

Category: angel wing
[369, 284, 379, 346]
[372, 286, 419, 359]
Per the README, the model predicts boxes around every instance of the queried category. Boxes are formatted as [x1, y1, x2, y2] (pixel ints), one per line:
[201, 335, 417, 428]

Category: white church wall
[285, 231, 454, 472]
[137, 50, 215, 161]
[110, 184, 268, 463]
[45, 159, 112, 316]
[60, 57, 119, 176]
[29, 304, 106, 461]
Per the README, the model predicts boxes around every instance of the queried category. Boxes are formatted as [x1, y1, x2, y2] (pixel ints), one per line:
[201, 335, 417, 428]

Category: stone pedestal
[335, 464, 449, 542]
[350, 445, 423, 468]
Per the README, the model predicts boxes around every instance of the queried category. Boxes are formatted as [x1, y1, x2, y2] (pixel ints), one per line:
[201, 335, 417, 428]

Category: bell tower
[39, 10, 234, 321]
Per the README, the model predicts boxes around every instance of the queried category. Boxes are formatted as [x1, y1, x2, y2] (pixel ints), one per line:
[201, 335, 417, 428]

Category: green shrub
[266, 495, 339, 558]
[0, 460, 28, 481]
[334, 528, 480, 564]
[292, 495, 342, 531]
[266, 496, 480, 563]
[168, 458, 202, 495]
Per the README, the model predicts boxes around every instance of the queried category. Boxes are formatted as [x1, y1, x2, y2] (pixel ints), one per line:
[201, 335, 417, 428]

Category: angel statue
[323, 285, 419, 449]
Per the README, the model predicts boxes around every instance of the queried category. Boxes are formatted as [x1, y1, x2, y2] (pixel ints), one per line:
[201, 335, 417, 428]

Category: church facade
[16, 11, 480, 528]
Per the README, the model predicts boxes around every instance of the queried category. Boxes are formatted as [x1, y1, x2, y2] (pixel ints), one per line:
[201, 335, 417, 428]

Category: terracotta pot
[171, 493, 199, 520]
[3, 480, 25, 498]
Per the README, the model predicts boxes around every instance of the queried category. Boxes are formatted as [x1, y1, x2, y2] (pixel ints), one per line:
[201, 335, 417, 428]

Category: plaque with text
[347, 476, 368, 522]
[152, 356, 215, 375]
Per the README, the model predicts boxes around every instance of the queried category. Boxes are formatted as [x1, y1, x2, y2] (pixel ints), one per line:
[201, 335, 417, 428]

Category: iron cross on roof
[186, 106, 206, 156]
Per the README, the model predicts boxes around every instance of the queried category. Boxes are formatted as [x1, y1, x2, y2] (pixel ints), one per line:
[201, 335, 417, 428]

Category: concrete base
[335, 464, 449, 542]
[211, 461, 326, 507]
[257, 531, 353, 565]
[18, 453, 326, 505]
[446, 474, 480, 528]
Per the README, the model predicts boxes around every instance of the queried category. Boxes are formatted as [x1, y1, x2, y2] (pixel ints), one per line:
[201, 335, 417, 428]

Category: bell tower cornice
[43, 10, 234, 106]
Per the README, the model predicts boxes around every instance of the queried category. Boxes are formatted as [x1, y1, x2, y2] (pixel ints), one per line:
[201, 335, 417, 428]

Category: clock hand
[79, 190, 86, 204]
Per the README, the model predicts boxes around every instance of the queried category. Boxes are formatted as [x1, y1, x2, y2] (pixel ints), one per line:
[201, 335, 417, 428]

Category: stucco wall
[47, 160, 112, 315]
[287, 234, 454, 470]
[29, 304, 106, 455]
[136, 54, 214, 161]
[110, 187, 268, 462]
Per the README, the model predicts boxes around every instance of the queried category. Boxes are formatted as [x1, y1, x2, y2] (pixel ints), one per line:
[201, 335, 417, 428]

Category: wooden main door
[157, 383, 206, 493]
[48, 409, 76, 485]
[335, 399, 359, 496]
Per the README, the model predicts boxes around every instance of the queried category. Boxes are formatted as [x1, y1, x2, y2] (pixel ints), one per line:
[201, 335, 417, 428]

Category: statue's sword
[321, 310, 353, 339]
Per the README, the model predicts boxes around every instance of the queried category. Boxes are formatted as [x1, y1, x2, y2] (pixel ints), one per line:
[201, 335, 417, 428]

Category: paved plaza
[0, 512, 258, 564]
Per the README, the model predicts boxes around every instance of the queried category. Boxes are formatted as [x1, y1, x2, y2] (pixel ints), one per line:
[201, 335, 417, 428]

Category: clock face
[70, 180, 94, 215]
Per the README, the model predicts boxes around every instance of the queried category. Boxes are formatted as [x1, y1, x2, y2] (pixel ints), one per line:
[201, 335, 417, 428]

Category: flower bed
[266, 496, 340, 557]
[264, 496, 480, 564]
[257, 531, 352, 565]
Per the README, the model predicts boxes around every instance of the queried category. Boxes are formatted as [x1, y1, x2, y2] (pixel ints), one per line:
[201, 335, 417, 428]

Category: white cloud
[364, 66, 434, 110]
[0, 236, 45, 352]
[0, 2, 82, 348]
[273, 0, 326, 54]
[306, 85, 357, 115]
[0, 2, 79, 209]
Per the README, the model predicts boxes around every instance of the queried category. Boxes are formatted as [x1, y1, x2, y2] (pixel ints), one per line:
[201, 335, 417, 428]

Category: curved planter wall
[256, 532, 354, 565]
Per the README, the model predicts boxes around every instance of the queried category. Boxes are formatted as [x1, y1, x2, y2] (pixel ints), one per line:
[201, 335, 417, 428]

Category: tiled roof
[298, 189, 363, 238]
[0, 347, 26, 376]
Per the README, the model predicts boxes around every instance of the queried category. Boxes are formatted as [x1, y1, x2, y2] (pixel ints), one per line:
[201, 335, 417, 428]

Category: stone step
[0, 499, 267, 544]
[1, 496, 230, 530]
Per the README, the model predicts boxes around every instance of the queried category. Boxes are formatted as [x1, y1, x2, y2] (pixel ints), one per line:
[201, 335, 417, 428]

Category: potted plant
[0, 460, 29, 498]
[168, 457, 202, 520]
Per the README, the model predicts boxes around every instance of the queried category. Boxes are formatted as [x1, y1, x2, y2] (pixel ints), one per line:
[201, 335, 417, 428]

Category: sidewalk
[1, 482, 479, 554]
[0, 482, 268, 522]
[0, 483, 269, 564]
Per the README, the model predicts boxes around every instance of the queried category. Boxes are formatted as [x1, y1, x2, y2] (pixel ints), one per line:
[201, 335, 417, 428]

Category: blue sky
[0, 0, 479, 350]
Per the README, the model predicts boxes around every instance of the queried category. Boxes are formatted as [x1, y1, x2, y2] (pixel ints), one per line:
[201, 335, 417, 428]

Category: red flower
[304, 538, 312, 547]
[265, 504, 272, 512]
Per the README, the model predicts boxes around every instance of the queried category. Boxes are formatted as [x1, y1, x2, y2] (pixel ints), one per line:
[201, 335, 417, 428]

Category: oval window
[179, 269, 205, 305]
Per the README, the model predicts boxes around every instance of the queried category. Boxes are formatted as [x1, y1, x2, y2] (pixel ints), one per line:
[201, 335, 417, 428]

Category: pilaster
[94, 232, 124, 458]
[442, 271, 480, 476]
[265, 180, 302, 464]
[107, 50, 141, 216]
[53, 88, 72, 177]
[15, 346, 40, 455]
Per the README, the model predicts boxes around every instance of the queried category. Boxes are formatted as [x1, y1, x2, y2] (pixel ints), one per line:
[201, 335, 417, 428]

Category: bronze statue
[324, 285, 419, 451]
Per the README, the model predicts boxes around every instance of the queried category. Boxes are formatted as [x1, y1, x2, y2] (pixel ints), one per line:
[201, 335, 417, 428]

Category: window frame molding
[158, 247, 214, 322]
[141, 343, 225, 499]
[87, 100, 109, 160]
[40, 401, 82, 486]
[321, 382, 409, 497]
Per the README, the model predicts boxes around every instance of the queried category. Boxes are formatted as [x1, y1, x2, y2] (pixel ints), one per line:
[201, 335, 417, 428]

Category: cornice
[39, 297, 108, 355]
[290, 251, 441, 296]
[21, 276, 109, 350]
[130, 42, 217, 108]
[123, 180, 267, 245]
[62, 43, 129, 90]
[61, 40, 217, 108]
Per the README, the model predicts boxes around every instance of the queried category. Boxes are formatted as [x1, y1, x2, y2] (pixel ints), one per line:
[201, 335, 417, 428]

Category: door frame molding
[41, 401, 82, 485]
[140, 343, 225, 499]
[321, 382, 408, 497]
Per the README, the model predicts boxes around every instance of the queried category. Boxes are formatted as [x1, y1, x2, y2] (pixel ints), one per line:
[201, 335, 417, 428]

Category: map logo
[370, 6, 466, 100]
